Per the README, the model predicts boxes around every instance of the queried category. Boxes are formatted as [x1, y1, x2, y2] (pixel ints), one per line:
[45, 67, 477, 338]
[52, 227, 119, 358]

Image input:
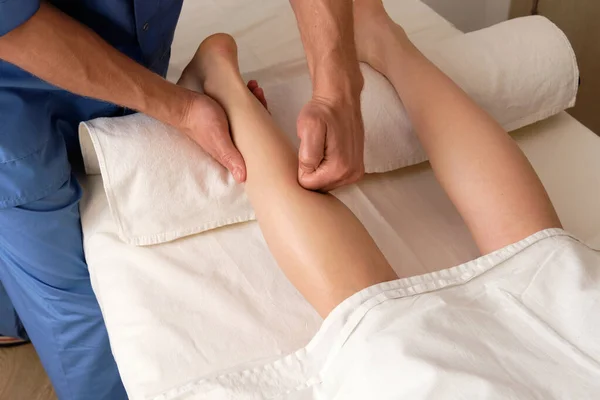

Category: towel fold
[80, 16, 578, 246]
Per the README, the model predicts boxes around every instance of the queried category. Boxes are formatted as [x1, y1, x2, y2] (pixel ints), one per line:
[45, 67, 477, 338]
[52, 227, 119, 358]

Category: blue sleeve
[0, 0, 41, 36]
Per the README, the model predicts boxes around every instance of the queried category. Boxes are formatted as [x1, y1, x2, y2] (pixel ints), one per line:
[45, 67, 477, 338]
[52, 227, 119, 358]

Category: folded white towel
[80, 16, 578, 246]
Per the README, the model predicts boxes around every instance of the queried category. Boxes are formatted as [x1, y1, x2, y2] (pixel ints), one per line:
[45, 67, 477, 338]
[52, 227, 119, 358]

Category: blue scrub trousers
[0, 173, 127, 399]
[1, 1, 183, 397]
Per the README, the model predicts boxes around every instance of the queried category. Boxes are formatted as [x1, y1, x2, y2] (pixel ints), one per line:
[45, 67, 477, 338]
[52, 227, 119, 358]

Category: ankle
[202, 70, 246, 100]
[381, 29, 418, 69]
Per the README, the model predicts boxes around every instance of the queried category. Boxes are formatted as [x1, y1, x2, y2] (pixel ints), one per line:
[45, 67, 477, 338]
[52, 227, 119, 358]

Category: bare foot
[353, 0, 410, 74]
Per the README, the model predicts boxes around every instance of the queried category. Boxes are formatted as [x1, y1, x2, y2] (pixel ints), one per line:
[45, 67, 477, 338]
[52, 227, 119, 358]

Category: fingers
[297, 103, 363, 191]
[297, 104, 326, 175]
[184, 94, 247, 183]
[296, 102, 365, 191]
[296, 95, 366, 191]
[299, 162, 365, 192]
[254, 87, 267, 109]
[298, 167, 333, 192]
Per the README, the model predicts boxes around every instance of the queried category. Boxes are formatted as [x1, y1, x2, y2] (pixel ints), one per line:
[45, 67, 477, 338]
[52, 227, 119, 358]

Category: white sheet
[82, 127, 600, 397]
[152, 230, 600, 400]
[79, 1, 600, 398]
[81, 113, 600, 400]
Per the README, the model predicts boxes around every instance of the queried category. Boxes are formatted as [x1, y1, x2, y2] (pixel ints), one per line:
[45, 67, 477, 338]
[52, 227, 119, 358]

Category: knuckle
[336, 161, 364, 183]
[352, 168, 365, 182]
[333, 160, 353, 178]
[355, 163, 366, 178]
[352, 171, 364, 183]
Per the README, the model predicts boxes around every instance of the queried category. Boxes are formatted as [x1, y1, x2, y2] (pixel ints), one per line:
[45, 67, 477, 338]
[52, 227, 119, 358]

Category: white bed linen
[81, 111, 600, 399]
[79, 1, 600, 398]
[152, 230, 600, 400]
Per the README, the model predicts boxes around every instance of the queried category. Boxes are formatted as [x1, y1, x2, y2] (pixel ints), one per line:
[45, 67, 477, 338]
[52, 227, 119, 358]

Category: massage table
[79, 1, 600, 398]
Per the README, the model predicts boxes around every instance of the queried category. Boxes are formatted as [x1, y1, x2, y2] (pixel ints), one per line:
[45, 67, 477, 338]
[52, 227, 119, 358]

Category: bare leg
[354, 0, 562, 254]
[187, 34, 397, 317]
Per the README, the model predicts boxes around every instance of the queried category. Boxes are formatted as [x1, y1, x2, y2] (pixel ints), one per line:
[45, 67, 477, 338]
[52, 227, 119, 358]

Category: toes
[247, 81, 268, 110]
[247, 80, 259, 91]
[253, 87, 267, 109]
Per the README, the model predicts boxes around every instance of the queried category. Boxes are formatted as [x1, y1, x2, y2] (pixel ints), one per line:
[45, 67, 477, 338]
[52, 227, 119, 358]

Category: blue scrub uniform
[0, 1, 183, 398]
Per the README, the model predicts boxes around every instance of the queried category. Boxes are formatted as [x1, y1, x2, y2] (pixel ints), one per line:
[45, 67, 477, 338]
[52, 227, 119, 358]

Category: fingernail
[233, 168, 243, 182]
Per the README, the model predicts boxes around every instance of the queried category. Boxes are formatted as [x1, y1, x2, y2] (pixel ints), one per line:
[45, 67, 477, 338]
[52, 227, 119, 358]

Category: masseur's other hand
[297, 76, 365, 192]
[179, 92, 247, 183]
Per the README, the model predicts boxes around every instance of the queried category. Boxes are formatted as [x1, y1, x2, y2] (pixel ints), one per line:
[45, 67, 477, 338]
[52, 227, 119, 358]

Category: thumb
[217, 146, 247, 183]
[205, 126, 247, 183]
[297, 104, 327, 175]
[215, 135, 246, 183]
[183, 94, 247, 183]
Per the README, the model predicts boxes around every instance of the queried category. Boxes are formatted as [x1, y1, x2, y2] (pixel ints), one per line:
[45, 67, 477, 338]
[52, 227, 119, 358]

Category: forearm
[0, 2, 190, 127]
[289, 0, 363, 97]
[385, 37, 561, 252]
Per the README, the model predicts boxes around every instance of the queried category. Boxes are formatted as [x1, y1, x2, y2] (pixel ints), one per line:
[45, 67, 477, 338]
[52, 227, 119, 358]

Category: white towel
[80, 16, 578, 246]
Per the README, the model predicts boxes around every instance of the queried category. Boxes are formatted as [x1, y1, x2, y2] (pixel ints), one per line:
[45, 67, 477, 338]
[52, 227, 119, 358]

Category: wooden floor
[0, 344, 57, 400]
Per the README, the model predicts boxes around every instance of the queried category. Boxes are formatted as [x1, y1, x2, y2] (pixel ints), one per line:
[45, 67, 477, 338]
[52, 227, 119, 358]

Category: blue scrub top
[0, 0, 183, 208]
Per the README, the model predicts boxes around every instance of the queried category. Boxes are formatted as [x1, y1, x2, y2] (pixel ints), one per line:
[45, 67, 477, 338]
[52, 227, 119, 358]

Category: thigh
[0, 173, 126, 400]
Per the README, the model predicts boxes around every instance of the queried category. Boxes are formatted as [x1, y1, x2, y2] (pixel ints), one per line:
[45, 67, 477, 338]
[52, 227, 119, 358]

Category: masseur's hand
[297, 73, 365, 192]
[178, 92, 247, 182]
[175, 80, 268, 183]
[0, 2, 250, 183]
[290, 0, 366, 192]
